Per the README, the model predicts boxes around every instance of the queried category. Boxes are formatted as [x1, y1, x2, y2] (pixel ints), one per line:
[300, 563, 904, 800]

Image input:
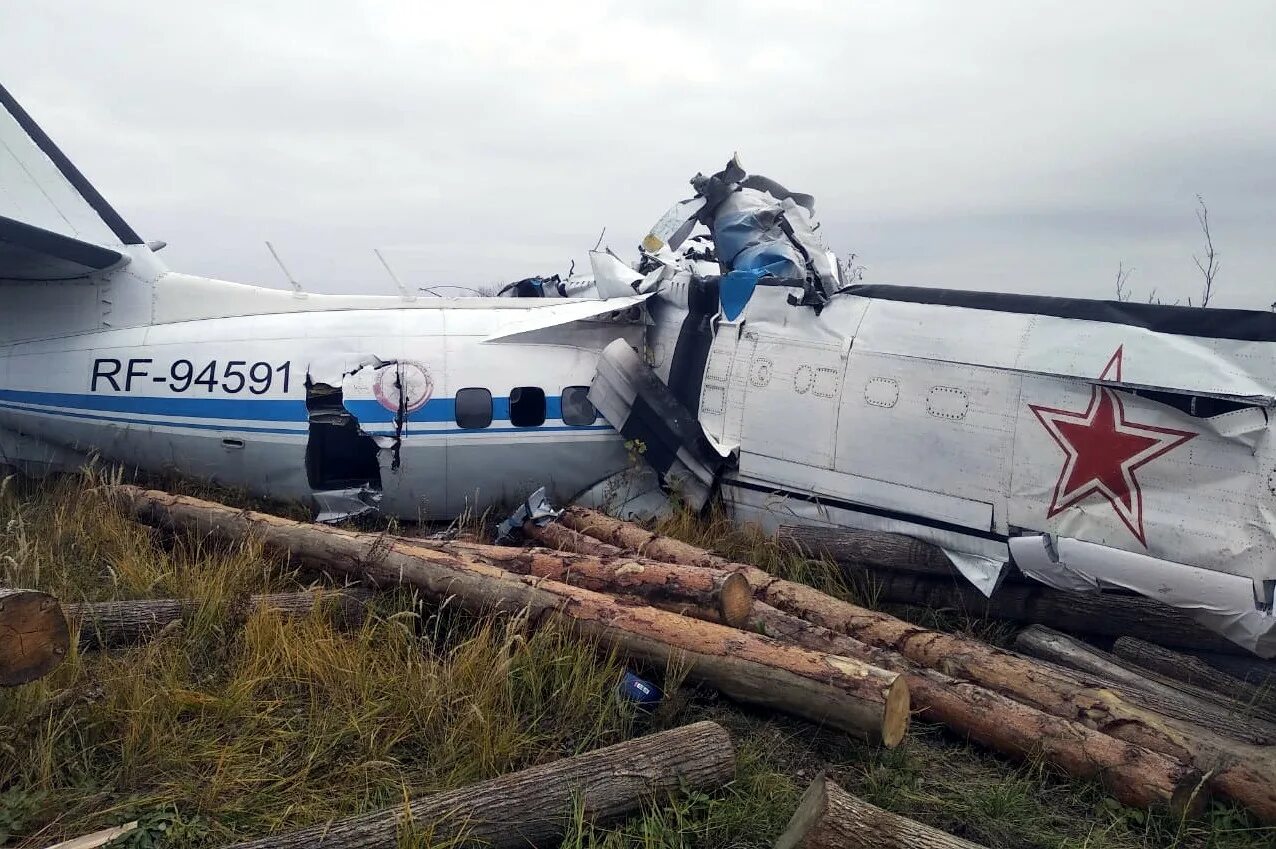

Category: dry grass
[0, 473, 1273, 847]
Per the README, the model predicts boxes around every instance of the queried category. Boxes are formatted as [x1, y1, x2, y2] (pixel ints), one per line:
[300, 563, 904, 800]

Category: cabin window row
[454, 386, 598, 429]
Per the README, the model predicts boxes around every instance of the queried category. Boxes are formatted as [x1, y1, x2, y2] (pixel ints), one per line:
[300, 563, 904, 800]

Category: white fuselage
[0, 259, 643, 519]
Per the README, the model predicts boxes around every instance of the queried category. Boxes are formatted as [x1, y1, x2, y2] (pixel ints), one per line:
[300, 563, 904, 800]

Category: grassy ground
[0, 472, 1272, 848]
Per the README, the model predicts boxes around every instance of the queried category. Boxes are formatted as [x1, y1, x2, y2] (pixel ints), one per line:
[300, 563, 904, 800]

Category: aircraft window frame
[509, 386, 547, 428]
[455, 387, 494, 429]
[561, 385, 598, 426]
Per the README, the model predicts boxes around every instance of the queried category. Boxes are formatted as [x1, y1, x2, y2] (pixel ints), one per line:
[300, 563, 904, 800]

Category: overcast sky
[5, 1, 1274, 308]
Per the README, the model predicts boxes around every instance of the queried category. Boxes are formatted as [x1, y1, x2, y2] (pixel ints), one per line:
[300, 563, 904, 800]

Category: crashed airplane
[2, 83, 1274, 655]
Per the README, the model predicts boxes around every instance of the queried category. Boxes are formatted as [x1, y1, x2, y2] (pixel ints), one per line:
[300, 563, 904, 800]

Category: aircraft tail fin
[0, 83, 144, 280]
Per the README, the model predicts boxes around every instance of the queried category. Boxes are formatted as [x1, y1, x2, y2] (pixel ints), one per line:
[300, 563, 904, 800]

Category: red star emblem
[1029, 347, 1195, 546]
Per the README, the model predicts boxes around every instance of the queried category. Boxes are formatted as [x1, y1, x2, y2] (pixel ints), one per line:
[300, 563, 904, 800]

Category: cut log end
[882, 676, 911, 748]
[0, 588, 70, 686]
[774, 773, 830, 849]
[777, 773, 989, 848]
[719, 571, 753, 628]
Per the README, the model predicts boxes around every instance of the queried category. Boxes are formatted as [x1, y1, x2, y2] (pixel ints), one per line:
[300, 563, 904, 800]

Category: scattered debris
[39, 821, 139, 849]
[616, 670, 662, 708]
[494, 485, 560, 544]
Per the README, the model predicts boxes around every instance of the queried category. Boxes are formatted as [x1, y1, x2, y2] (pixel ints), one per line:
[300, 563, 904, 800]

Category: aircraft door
[697, 318, 754, 450]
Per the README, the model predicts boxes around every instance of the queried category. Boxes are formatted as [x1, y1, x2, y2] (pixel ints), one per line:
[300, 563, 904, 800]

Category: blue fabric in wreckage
[712, 193, 806, 321]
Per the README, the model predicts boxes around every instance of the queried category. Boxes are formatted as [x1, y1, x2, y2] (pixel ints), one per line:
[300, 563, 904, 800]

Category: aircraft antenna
[265, 241, 304, 294]
[374, 248, 412, 299]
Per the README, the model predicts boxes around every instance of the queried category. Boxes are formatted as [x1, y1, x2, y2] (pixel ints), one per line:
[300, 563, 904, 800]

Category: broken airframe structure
[495, 156, 1276, 656]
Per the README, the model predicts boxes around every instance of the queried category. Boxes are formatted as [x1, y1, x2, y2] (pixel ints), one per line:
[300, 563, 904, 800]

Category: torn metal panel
[1010, 534, 1276, 657]
[495, 485, 561, 544]
[641, 195, 707, 254]
[943, 549, 1012, 597]
[572, 465, 674, 522]
[589, 249, 644, 300]
[590, 338, 730, 511]
[691, 155, 841, 311]
[334, 359, 433, 474]
[1010, 365, 1276, 592]
[313, 486, 382, 524]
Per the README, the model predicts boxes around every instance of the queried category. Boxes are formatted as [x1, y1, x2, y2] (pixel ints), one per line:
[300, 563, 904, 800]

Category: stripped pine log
[1012, 626, 1276, 745]
[749, 602, 1204, 814]
[557, 506, 1276, 823]
[66, 588, 374, 650]
[0, 588, 69, 686]
[512, 524, 751, 625]
[776, 524, 961, 578]
[115, 487, 910, 745]
[523, 520, 625, 558]
[1113, 636, 1276, 719]
[559, 505, 734, 569]
[776, 774, 987, 849]
[399, 525, 747, 626]
[469, 538, 753, 627]
[225, 720, 735, 849]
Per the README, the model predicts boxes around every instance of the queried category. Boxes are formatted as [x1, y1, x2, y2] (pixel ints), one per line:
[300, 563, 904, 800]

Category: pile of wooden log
[527, 506, 1276, 823]
[17, 486, 1276, 830]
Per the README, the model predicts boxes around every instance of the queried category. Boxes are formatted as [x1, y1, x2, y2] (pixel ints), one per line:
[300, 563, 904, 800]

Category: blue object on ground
[617, 671, 663, 707]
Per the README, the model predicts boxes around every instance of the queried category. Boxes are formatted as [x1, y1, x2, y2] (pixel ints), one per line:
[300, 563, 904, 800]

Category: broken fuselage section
[549, 157, 1276, 656]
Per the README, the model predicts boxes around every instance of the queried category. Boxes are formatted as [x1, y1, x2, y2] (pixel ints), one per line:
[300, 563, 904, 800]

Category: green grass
[1, 472, 1273, 848]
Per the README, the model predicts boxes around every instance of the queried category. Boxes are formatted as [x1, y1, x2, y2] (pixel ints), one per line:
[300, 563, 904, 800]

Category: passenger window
[561, 385, 597, 426]
[455, 387, 493, 429]
[509, 386, 546, 427]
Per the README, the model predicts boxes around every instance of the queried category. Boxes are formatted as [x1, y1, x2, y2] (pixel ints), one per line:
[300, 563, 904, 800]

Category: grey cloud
[3, 1, 1273, 308]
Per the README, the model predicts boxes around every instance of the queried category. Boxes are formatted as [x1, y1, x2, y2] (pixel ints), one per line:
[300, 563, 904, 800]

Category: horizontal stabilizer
[0, 81, 142, 281]
[0, 214, 128, 280]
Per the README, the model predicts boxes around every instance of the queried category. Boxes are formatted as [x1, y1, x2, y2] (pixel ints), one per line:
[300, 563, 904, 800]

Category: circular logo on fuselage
[373, 361, 434, 414]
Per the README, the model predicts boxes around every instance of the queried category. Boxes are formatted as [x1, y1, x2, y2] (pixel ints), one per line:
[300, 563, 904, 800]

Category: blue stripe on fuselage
[0, 389, 603, 435]
[0, 389, 307, 421]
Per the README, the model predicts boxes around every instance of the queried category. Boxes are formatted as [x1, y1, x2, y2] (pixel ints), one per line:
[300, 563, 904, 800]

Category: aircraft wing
[1, 83, 139, 280]
[481, 293, 653, 343]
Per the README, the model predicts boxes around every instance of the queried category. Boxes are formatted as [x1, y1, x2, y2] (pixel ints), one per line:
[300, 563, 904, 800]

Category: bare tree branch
[839, 251, 865, 285]
[1192, 194, 1219, 307]
[1114, 262, 1134, 302]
